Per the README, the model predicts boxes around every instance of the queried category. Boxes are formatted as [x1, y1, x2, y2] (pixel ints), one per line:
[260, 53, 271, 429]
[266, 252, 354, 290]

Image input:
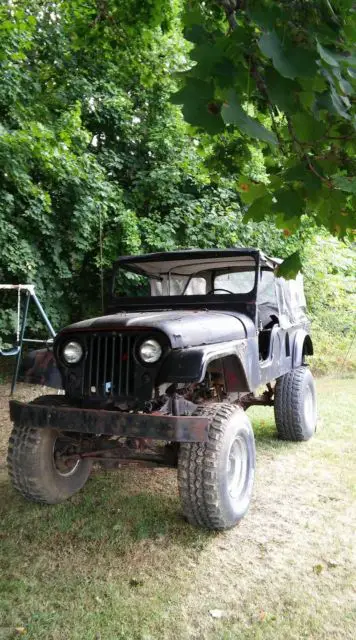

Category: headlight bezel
[138, 337, 163, 364]
[62, 340, 84, 365]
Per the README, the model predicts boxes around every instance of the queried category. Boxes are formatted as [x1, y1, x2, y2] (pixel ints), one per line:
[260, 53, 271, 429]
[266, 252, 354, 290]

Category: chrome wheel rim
[53, 437, 81, 477]
[304, 385, 316, 431]
[227, 436, 248, 500]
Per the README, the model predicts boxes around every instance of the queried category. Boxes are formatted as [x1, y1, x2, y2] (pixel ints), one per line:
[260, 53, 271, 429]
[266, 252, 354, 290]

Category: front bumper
[9, 400, 209, 443]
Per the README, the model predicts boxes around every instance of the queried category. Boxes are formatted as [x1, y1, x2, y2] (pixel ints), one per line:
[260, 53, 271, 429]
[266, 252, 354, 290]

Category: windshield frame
[111, 253, 260, 300]
[108, 252, 262, 326]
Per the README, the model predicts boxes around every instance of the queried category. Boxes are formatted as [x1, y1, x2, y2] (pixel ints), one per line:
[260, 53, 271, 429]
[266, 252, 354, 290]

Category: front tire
[274, 366, 317, 441]
[178, 404, 256, 531]
[7, 424, 92, 504]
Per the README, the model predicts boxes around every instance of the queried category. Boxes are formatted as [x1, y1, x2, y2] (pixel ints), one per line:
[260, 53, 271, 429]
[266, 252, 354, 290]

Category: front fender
[19, 349, 63, 389]
[157, 339, 258, 391]
[292, 330, 313, 367]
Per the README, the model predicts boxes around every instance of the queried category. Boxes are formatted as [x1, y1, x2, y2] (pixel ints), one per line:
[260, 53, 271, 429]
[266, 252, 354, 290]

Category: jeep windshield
[112, 251, 263, 299]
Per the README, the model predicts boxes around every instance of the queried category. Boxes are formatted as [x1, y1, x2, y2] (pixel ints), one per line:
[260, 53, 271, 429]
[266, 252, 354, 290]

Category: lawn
[0, 378, 355, 640]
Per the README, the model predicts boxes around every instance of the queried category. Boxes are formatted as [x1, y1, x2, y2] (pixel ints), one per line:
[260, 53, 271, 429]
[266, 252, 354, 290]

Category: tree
[172, 0, 356, 273]
[1, 0, 296, 337]
[1, 0, 353, 347]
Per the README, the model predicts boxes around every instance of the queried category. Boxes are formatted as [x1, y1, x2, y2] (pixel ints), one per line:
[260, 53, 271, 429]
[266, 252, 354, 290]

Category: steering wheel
[207, 288, 233, 295]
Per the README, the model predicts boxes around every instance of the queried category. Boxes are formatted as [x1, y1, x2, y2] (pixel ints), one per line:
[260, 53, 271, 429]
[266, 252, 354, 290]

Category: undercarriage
[10, 365, 274, 474]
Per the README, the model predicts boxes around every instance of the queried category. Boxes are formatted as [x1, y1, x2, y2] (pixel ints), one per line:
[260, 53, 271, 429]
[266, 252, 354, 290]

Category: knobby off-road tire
[274, 366, 317, 441]
[7, 397, 92, 504]
[178, 404, 256, 531]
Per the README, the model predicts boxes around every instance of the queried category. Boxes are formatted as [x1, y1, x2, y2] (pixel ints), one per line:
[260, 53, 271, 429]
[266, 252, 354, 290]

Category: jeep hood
[61, 310, 255, 349]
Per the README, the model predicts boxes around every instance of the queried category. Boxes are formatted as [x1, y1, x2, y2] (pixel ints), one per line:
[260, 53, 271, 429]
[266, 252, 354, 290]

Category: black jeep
[8, 248, 317, 530]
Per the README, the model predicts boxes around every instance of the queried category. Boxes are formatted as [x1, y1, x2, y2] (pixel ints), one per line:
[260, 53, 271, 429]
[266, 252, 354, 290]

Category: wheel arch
[158, 346, 253, 392]
[292, 330, 313, 367]
[206, 354, 250, 392]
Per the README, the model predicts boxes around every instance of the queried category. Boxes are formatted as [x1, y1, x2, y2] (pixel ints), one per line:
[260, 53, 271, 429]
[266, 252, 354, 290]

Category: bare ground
[0, 378, 355, 640]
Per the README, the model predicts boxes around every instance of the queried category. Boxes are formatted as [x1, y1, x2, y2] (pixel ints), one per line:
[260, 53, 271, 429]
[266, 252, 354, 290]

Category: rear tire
[274, 366, 317, 441]
[178, 404, 256, 531]
[7, 396, 92, 504]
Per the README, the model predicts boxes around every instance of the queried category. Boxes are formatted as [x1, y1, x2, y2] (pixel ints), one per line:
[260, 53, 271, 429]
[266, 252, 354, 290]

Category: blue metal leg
[31, 292, 56, 338]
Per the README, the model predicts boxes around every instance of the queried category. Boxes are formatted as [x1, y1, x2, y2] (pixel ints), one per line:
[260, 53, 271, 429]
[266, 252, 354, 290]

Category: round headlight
[139, 339, 162, 364]
[62, 341, 83, 364]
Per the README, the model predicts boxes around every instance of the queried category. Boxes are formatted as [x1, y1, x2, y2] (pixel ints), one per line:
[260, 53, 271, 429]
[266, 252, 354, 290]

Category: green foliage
[0, 0, 354, 377]
[0, 2, 179, 326]
[173, 0, 356, 248]
[221, 91, 278, 144]
[276, 251, 302, 279]
[0, 0, 282, 338]
[303, 236, 356, 375]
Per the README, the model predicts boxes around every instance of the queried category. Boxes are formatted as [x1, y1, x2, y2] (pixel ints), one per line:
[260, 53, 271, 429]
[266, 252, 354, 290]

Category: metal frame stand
[0, 285, 56, 394]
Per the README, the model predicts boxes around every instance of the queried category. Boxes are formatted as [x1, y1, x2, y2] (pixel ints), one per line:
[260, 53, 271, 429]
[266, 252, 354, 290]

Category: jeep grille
[83, 333, 135, 398]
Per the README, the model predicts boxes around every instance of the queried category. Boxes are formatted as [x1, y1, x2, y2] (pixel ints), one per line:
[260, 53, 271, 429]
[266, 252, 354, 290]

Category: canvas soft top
[114, 248, 279, 277]
[113, 248, 306, 328]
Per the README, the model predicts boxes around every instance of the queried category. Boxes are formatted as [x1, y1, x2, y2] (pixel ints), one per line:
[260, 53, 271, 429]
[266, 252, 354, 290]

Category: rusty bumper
[9, 400, 209, 442]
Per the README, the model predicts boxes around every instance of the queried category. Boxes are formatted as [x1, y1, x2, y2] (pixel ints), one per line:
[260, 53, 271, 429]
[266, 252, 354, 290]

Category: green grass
[0, 378, 355, 639]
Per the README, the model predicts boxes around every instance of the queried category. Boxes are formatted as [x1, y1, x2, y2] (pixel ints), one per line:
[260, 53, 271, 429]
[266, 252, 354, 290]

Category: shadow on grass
[248, 407, 297, 453]
[0, 416, 293, 570]
[0, 408, 298, 585]
[0, 466, 216, 639]
[0, 467, 213, 568]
